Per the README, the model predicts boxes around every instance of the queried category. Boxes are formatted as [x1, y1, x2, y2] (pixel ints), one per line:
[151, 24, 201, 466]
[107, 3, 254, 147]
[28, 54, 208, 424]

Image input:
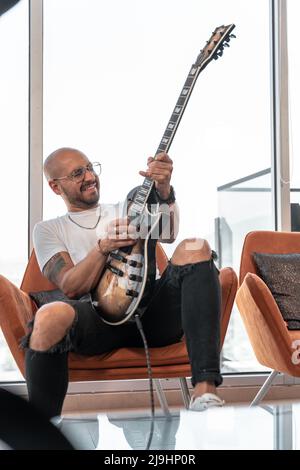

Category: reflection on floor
[59, 402, 299, 450]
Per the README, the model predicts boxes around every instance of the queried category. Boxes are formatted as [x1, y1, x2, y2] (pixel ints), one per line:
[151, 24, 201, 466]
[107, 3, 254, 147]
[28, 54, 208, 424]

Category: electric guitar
[93, 24, 236, 325]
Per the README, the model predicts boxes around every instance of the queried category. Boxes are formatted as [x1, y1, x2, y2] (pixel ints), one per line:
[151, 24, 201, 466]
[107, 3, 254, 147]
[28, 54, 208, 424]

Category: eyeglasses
[52, 162, 102, 184]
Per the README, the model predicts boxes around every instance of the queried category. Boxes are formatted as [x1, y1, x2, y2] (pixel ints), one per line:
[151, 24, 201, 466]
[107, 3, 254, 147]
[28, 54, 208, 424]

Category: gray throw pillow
[253, 252, 300, 330]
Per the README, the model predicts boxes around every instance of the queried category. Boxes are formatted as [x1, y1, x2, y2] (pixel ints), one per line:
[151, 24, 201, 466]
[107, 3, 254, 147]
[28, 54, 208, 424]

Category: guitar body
[94, 206, 161, 325]
[93, 24, 235, 325]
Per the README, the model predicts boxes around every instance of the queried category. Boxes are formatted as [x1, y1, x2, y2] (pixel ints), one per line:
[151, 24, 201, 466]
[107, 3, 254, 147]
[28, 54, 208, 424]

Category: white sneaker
[189, 393, 224, 411]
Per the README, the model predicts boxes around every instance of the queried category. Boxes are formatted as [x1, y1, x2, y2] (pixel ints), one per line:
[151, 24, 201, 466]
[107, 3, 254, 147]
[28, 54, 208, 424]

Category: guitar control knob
[128, 260, 142, 268]
[126, 289, 139, 298]
[128, 260, 138, 267]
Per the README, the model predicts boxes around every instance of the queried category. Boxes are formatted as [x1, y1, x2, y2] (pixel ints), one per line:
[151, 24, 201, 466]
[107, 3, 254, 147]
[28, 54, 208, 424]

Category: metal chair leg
[250, 370, 279, 407]
[153, 379, 171, 417]
[179, 377, 190, 409]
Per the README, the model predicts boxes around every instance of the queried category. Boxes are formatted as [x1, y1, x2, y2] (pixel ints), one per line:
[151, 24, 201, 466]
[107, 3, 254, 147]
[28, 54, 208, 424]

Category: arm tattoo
[43, 253, 67, 285]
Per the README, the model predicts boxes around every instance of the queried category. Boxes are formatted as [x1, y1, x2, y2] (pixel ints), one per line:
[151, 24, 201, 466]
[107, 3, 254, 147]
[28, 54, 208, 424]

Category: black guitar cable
[134, 314, 155, 451]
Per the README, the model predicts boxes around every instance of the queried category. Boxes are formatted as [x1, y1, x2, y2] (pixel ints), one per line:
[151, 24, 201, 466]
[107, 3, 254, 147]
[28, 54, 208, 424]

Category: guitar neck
[155, 64, 201, 156]
[129, 63, 202, 217]
[128, 23, 235, 217]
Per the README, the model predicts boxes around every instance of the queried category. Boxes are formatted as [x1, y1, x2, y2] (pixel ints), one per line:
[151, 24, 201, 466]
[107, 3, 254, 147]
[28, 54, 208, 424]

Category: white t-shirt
[33, 203, 123, 271]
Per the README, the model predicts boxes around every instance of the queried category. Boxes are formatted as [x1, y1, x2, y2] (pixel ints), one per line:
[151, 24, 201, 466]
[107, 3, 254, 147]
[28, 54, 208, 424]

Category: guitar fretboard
[128, 63, 202, 217]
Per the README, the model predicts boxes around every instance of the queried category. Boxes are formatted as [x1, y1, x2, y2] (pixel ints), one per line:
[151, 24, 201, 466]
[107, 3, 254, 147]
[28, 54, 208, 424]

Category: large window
[288, 0, 300, 217]
[0, 0, 279, 383]
[43, 0, 273, 373]
[0, 0, 28, 381]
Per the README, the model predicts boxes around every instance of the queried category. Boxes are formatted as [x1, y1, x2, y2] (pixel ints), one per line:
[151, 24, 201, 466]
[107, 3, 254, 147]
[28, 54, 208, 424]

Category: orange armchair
[236, 231, 300, 406]
[0, 243, 237, 413]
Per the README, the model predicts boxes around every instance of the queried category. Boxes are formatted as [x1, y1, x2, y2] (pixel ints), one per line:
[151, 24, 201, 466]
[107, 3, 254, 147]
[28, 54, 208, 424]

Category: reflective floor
[59, 402, 300, 450]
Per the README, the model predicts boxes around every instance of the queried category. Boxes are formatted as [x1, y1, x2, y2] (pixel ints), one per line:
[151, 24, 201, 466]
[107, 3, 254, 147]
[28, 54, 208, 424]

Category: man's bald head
[45, 147, 100, 211]
[44, 147, 87, 181]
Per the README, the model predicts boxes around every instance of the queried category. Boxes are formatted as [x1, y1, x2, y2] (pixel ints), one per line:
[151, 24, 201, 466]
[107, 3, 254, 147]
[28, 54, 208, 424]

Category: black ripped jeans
[23, 256, 222, 419]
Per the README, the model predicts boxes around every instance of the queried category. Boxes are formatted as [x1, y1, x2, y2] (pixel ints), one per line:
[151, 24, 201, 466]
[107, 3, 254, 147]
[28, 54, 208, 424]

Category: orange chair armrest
[0, 275, 36, 376]
[236, 272, 294, 371]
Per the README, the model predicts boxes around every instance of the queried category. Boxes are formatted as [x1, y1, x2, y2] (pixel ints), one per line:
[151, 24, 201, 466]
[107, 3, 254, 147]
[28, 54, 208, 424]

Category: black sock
[25, 349, 69, 420]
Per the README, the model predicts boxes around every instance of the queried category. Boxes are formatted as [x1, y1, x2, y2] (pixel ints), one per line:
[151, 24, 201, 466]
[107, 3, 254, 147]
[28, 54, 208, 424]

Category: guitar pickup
[110, 252, 128, 263]
[106, 264, 124, 277]
[126, 289, 139, 298]
[128, 274, 143, 282]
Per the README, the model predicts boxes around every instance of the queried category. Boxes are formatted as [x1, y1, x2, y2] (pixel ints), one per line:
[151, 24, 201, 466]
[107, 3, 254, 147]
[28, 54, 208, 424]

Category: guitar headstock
[196, 24, 236, 70]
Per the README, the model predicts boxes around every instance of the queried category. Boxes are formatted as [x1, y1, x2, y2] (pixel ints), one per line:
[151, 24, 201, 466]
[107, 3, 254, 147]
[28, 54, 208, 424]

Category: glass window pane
[43, 0, 273, 373]
[0, 0, 28, 381]
[288, 1, 300, 214]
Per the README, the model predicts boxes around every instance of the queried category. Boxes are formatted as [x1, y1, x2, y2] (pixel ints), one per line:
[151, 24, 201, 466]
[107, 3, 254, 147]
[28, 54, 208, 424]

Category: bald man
[23, 147, 224, 419]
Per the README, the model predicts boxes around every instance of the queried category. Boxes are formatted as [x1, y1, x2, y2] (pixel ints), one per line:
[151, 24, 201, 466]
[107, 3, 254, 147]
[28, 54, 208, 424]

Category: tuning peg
[213, 51, 222, 60]
[230, 34, 236, 38]
[223, 42, 230, 47]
